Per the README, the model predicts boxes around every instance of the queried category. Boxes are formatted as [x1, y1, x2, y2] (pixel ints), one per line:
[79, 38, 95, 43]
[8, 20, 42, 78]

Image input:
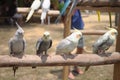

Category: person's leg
[68, 67, 75, 79]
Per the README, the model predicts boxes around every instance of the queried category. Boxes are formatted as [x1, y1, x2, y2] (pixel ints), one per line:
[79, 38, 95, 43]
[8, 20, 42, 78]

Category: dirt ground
[0, 12, 116, 80]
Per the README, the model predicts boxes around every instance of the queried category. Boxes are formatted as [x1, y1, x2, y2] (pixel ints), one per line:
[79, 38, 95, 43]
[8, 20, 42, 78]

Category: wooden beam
[17, 7, 60, 16]
[63, 8, 72, 80]
[0, 52, 120, 67]
[77, 6, 120, 12]
[78, 0, 120, 7]
[71, 30, 107, 35]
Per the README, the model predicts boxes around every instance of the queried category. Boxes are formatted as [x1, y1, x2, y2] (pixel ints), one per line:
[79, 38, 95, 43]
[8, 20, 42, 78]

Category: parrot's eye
[111, 32, 118, 35]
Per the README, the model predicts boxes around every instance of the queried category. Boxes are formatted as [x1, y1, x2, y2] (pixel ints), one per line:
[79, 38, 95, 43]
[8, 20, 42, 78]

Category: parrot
[36, 31, 52, 56]
[56, 31, 82, 59]
[55, 0, 71, 23]
[93, 28, 118, 54]
[40, 0, 51, 24]
[9, 22, 26, 76]
[84, 28, 118, 72]
[25, 0, 41, 22]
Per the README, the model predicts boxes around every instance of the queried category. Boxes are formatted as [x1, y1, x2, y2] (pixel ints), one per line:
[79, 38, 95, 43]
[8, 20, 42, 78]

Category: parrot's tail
[55, 15, 61, 24]
[41, 11, 47, 24]
[25, 10, 34, 22]
[84, 66, 90, 72]
[13, 66, 18, 77]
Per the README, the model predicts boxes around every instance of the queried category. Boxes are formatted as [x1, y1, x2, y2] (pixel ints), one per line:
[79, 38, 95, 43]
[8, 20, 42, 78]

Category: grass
[0, 13, 116, 80]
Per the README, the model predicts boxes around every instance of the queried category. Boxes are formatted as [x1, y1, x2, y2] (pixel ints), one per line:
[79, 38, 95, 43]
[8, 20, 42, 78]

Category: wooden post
[108, 12, 112, 28]
[63, 9, 72, 80]
[113, 13, 120, 80]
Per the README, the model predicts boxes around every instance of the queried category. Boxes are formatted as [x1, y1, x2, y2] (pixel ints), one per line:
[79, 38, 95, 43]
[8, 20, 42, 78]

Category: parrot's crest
[67, 31, 82, 43]
[109, 28, 118, 36]
[15, 22, 24, 36]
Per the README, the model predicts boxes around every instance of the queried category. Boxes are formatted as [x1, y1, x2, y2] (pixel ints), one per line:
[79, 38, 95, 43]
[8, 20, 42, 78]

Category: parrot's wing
[49, 39, 52, 49]
[56, 39, 71, 52]
[77, 36, 84, 48]
[9, 38, 13, 54]
[23, 38, 26, 52]
[36, 38, 43, 50]
[31, 0, 41, 9]
[93, 33, 109, 48]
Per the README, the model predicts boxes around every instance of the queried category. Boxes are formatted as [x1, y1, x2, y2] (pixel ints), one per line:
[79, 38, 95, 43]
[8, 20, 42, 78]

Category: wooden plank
[0, 52, 120, 67]
[71, 30, 107, 35]
[77, 6, 120, 12]
[78, 0, 120, 7]
[17, 7, 60, 16]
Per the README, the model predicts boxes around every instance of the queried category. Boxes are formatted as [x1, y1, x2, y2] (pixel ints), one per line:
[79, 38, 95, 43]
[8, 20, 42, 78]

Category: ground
[0, 12, 116, 80]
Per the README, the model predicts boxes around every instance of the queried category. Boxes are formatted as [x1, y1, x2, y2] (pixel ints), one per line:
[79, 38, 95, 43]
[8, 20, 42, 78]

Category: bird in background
[55, 0, 71, 23]
[67, 0, 82, 16]
[26, 0, 42, 22]
[56, 30, 82, 59]
[36, 31, 52, 56]
[8, 22, 26, 76]
[93, 28, 118, 54]
[40, 0, 51, 24]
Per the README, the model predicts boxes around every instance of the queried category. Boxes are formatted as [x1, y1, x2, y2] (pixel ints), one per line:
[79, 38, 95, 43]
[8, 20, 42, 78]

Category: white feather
[26, 0, 41, 22]
[40, 0, 50, 24]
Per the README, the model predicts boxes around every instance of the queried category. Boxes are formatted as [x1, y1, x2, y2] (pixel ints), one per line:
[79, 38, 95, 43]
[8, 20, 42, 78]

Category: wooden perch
[71, 30, 107, 35]
[0, 52, 120, 67]
[17, 7, 60, 16]
[78, 0, 120, 7]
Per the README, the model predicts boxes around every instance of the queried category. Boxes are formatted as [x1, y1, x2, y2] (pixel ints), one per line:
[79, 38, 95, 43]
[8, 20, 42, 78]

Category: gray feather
[36, 38, 52, 55]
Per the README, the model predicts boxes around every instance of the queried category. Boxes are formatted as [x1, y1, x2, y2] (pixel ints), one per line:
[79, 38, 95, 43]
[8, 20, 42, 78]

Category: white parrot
[56, 31, 82, 59]
[26, 0, 41, 22]
[40, 0, 51, 24]
[93, 28, 118, 54]
[84, 28, 118, 72]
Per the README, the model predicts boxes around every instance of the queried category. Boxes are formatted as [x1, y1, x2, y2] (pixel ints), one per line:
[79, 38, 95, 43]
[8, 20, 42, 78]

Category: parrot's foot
[48, 55, 52, 59]
[69, 54, 75, 59]
[62, 54, 67, 60]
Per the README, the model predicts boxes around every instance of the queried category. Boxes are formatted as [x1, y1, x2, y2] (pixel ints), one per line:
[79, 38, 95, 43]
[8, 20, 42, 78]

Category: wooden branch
[77, 6, 120, 12]
[78, 0, 120, 7]
[17, 7, 60, 16]
[71, 30, 107, 35]
[0, 52, 120, 67]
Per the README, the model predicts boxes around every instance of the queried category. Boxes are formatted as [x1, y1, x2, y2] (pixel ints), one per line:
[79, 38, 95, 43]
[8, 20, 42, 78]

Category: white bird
[26, 0, 41, 22]
[84, 28, 118, 72]
[93, 28, 118, 54]
[40, 0, 51, 24]
[56, 31, 82, 59]
[9, 22, 26, 76]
